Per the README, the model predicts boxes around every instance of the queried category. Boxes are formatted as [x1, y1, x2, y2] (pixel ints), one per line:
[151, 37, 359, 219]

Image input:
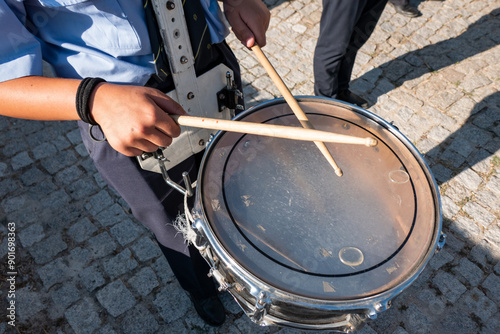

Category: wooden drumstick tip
[366, 138, 378, 147]
[334, 167, 343, 177]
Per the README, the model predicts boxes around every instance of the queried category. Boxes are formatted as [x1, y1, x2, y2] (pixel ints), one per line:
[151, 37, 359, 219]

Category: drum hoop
[196, 96, 443, 303]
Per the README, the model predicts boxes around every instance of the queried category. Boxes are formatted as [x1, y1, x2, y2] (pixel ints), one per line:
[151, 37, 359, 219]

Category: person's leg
[389, 0, 408, 6]
[337, 0, 388, 93]
[390, 0, 421, 17]
[313, 0, 367, 98]
[80, 122, 208, 288]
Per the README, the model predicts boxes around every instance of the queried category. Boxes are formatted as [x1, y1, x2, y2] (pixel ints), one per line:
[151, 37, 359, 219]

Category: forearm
[0, 75, 183, 156]
[0, 76, 81, 121]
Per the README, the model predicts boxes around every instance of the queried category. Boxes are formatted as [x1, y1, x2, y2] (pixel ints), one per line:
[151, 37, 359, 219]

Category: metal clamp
[217, 71, 244, 115]
[153, 149, 193, 197]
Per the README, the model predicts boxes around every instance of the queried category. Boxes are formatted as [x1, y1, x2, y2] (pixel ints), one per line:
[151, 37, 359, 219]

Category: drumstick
[251, 45, 344, 177]
[171, 115, 377, 147]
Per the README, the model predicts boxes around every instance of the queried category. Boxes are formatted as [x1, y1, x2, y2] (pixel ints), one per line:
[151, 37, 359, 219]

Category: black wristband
[76, 77, 106, 125]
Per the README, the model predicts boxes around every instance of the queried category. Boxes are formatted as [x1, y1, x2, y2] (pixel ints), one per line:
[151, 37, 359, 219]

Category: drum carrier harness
[137, 0, 242, 196]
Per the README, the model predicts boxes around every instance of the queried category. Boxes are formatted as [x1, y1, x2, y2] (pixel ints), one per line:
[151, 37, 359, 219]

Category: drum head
[199, 97, 440, 301]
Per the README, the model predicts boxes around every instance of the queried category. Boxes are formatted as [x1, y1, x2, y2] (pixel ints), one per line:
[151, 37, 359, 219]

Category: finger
[144, 127, 174, 148]
[154, 111, 182, 138]
[132, 138, 163, 155]
[231, 20, 256, 48]
[246, 17, 269, 47]
[149, 91, 186, 116]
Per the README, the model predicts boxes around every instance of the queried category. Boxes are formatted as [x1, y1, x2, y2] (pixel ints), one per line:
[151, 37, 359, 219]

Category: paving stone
[429, 248, 454, 271]
[417, 288, 447, 316]
[0, 162, 8, 178]
[79, 264, 106, 292]
[120, 304, 160, 334]
[153, 283, 190, 323]
[482, 316, 500, 334]
[95, 203, 130, 227]
[37, 258, 72, 289]
[402, 303, 432, 334]
[482, 273, 500, 304]
[96, 280, 136, 317]
[68, 246, 93, 270]
[65, 297, 102, 334]
[29, 234, 68, 264]
[440, 148, 467, 168]
[66, 128, 83, 145]
[40, 189, 71, 212]
[94, 325, 118, 334]
[458, 258, 484, 287]
[109, 218, 144, 246]
[20, 167, 47, 186]
[470, 240, 500, 268]
[484, 224, 500, 245]
[462, 287, 498, 322]
[51, 282, 81, 309]
[85, 190, 115, 215]
[31, 179, 58, 198]
[438, 310, 478, 334]
[440, 195, 460, 219]
[130, 236, 162, 262]
[40, 150, 77, 174]
[16, 286, 46, 322]
[67, 217, 98, 243]
[391, 327, 409, 334]
[128, 267, 159, 296]
[86, 232, 117, 259]
[11, 151, 33, 170]
[432, 271, 467, 303]
[18, 223, 45, 247]
[463, 201, 496, 228]
[33, 142, 58, 160]
[103, 248, 138, 279]
[449, 215, 482, 241]
[151, 255, 176, 284]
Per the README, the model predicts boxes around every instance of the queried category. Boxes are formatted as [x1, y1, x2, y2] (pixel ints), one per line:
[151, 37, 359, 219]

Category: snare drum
[188, 97, 444, 332]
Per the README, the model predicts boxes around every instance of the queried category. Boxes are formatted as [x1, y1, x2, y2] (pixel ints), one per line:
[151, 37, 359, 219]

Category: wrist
[75, 77, 106, 125]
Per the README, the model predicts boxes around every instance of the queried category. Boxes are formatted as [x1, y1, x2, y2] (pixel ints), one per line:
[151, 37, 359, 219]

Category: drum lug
[250, 291, 271, 324]
[208, 268, 232, 292]
[436, 233, 446, 252]
[367, 300, 391, 320]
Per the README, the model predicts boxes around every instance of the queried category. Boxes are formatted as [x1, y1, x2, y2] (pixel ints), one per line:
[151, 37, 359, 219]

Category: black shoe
[392, 4, 422, 17]
[189, 294, 226, 326]
[336, 90, 369, 109]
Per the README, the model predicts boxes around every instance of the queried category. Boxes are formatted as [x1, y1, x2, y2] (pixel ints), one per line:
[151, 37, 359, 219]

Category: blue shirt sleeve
[200, 0, 230, 44]
[0, 0, 43, 82]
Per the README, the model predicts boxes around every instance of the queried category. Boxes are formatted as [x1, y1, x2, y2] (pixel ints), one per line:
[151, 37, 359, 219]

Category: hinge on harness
[217, 71, 244, 114]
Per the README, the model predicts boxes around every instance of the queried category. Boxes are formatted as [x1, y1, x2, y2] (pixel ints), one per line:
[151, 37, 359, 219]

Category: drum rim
[196, 96, 443, 307]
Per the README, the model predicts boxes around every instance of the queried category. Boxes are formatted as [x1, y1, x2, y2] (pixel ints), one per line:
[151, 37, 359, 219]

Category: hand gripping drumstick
[251, 45, 344, 177]
[170, 115, 377, 146]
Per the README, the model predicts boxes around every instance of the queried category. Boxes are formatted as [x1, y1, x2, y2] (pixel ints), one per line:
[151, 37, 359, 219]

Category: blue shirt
[0, 0, 229, 84]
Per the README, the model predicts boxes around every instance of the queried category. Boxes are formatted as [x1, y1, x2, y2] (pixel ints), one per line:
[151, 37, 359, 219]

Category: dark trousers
[78, 42, 240, 299]
[389, 0, 409, 6]
[313, 0, 388, 98]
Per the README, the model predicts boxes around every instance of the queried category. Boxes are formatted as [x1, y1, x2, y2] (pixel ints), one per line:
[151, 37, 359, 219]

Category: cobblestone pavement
[1, 0, 499, 333]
